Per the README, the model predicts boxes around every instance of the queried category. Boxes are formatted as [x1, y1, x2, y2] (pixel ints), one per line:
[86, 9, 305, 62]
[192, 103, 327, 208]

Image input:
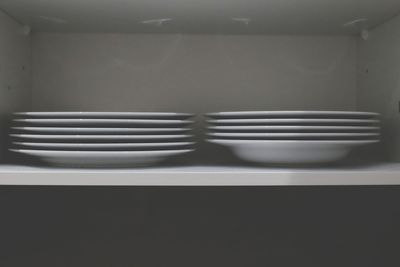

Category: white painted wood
[0, 163, 399, 186]
[0, 10, 31, 159]
[357, 13, 400, 162]
[1, 0, 400, 34]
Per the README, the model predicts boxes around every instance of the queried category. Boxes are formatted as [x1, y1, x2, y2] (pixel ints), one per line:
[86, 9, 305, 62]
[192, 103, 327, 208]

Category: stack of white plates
[206, 111, 381, 164]
[10, 112, 195, 167]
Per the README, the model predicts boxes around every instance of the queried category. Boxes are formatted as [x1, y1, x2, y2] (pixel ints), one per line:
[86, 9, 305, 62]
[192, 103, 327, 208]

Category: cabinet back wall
[32, 34, 357, 112]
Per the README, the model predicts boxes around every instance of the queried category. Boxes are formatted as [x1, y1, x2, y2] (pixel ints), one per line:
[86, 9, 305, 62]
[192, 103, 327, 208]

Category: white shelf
[0, 163, 399, 186]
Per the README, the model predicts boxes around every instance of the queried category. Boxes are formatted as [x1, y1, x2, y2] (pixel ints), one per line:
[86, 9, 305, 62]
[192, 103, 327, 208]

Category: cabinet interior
[1, 2, 400, 265]
[1, 1, 400, 163]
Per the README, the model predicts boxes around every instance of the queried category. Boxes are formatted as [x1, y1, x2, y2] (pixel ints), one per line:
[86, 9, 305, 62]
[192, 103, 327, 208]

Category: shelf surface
[0, 163, 399, 186]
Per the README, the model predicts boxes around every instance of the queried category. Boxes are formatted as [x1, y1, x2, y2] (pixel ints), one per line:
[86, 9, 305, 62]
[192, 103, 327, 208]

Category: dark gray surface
[0, 186, 399, 267]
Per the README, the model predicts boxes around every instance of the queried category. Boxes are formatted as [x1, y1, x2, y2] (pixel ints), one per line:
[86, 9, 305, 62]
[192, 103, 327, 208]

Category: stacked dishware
[10, 112, 195, 167]
[206, 111, 381, 165]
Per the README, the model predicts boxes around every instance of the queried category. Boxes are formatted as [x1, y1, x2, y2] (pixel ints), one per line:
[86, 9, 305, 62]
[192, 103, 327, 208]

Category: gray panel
[1, 0, 400, 34]
[357, 14, 400, 161]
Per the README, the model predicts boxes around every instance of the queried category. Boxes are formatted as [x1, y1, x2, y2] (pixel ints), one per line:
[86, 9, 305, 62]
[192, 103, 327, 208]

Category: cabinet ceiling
[1, 0, 400, 34]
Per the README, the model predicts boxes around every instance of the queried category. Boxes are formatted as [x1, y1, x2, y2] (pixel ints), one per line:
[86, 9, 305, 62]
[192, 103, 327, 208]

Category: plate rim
[14, 111, 194, 117]
[207, 139, 380, 144]
[9, 148, 194, 155]
[12, 126, 191, 132]
[10, 134, 193, 139]
[14, 118, 193, 124]
[207, 125, 380, 130]
[207, 118, 380, 124]
[12, 141, 195, 147]
[206, 111, 380, 117]
[208, 132, 380, 137]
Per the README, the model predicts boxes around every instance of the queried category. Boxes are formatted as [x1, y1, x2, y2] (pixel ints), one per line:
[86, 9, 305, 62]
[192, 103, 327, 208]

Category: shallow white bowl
[208, 139, 379, 164]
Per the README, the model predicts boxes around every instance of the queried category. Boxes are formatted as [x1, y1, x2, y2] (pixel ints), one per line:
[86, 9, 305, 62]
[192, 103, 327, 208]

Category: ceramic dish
[12, 127, 191, 134]
[207, 118, 379, 125]
[208, 125, 380, 132]
[208, 132, 380, 139]
[10, 134, 192, 141]
[14, 118, 193, 126]
[12, 141, 195, 150]
[206, 111, 379, 119]
[14, 112, 193, 120]
[10, 149, 194, 167]
[208, 139, 379, 164]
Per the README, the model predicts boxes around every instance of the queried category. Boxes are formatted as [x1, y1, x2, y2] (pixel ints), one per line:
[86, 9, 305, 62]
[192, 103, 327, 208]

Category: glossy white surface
[12, 127, 191, 134]
[15, 112, 193, 119]
[10, 134, 192, 141]
[208, 139, 379, 164]
[14, 118, 193, 126]
[208, 125, 380, 132]
[10, 149, 194, 167]
[0, 163, 400, 186]
[12, 141, 194, 150]
[208, 132, 380, 139]
[208, 118, 380, 125]
[207, 111, 379, 119]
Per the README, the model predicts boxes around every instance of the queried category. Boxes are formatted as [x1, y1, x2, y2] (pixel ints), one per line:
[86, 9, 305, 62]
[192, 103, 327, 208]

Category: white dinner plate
[13, 141, 195, 150]
[208, 125, 380, 132]
[14, 112, 193, 119]
[208, 132, 380, 139]
[10, 134, 192, 141]
[10, 149, 194, 167]
[207, 118, 379, 125]
[12, 127, 191, 134]
[206, 111, 379, 119]
[13, 118, 193, 126]
[208, 139, 379, 164]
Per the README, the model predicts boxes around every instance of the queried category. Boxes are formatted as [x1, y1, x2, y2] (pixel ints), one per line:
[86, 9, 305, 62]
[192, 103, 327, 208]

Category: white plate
[207, 111, 379, 119]
[12, 127, 191, 134]
[14, 118, 193, 126]
[208, 132, 380, 139]
[207, 118, 380, 125]
[208, 139, 379, 164]
[10, 134, 192, 141]
[13, 141, 195, 150]
[208, 125, 380, 132]
[14, 112, 193, 119]
[10, 149, 194, 167]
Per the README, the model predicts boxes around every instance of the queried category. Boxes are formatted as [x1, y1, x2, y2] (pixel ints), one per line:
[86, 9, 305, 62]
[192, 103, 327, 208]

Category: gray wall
[32, 34, 357, 113]
[358, 14, 400, 161]
[0, 10, 31, 160]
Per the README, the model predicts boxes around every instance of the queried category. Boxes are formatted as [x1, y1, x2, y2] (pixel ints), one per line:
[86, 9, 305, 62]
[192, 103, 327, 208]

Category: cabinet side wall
[358, 14, 400, 161]
[0, 11, 31, 160]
